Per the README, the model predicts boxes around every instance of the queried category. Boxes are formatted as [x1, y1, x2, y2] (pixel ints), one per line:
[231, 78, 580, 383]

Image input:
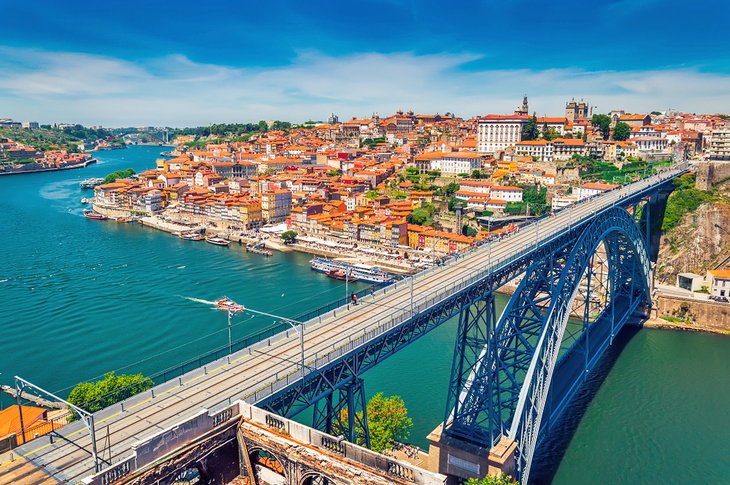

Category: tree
[651, 111, 662, 116]
[591, 114, 612, 140]
[281, 230, 297, 244]
[102, 168, 135, 184]
[408, 208, 430, 225]
[463, 225, 478, 237]
[471, 169, 483, 179]
[366, 393, 413, 453]
[465, 473, 517, 485]
[521, 115, 538, 141]
[541, 122, 550, 140]
[68, 372, 153, 413]
[441, 182, 460, 197]
[612, 121, 632, 141]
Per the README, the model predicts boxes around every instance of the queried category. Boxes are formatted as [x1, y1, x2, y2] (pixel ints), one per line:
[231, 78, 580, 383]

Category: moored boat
[215, 297, 244, 313]
[326, 269, 357, 281]
[180, 232, 204, 241]
[310, 257, 391, 284]
[246, 243, 273, 257]
[115, 217, 131, 223]
[83, 210, 108, 221]
[206, 236, 230, 246]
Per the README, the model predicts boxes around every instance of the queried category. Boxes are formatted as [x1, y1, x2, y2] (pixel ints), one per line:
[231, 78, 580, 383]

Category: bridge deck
[0, 168, 684, 484]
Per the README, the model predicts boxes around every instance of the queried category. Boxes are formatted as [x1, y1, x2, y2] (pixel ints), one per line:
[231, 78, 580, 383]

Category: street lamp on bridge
[242, 306, 306, 380]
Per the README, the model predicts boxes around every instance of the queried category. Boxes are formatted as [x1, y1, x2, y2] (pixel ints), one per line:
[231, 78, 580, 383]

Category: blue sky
[1, 0, 729, 126]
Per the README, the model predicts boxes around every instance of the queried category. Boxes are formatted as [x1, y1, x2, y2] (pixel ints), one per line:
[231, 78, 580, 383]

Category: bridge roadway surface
[0, 168, 683, 484]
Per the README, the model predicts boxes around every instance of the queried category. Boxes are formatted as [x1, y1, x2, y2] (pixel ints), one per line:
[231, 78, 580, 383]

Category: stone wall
[653, 295, 730, 331]
[696, 161, 730, 190]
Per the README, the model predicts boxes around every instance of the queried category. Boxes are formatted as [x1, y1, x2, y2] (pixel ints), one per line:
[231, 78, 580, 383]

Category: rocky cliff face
[655, 200, 730, 284]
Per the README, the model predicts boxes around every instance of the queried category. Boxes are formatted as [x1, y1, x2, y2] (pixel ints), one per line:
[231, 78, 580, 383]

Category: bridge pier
[425, 423, 516, 483]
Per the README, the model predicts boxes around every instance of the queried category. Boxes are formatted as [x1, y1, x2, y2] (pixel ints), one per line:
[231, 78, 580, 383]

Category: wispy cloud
[0, 47, 728, 126]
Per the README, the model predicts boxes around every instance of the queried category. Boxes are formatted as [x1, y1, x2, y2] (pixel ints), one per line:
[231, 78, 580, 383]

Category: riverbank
[0, 158, 96, 176]
[649, 293, 730, 335]
[644, 317, 730, 335]
[91, 207, 416, 272]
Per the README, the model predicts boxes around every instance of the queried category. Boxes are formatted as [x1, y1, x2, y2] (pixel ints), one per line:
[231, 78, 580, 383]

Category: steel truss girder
[258, 228, 583, 426]
[444, 207, 650, 484]
[312, 377, 370, 447]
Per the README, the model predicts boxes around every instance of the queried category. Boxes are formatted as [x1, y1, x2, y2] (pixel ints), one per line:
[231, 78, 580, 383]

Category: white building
[708, 126, 730, 161]
[477, 115, 529, 155]
[707, 270, 730, 297]
[631, 136, 669, 154]
[574, 182, 619, 201]
[514, 140, 553, 162]
[490, 185, 523, 202]
[430, 152, 483, 175]
[551, 195, 579, 210]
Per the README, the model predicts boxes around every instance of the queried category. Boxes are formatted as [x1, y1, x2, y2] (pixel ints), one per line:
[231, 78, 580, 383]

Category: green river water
[0, 146, 728, 483]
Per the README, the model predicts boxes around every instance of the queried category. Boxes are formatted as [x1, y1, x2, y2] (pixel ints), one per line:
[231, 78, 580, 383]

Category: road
[0, 166, 684, 484]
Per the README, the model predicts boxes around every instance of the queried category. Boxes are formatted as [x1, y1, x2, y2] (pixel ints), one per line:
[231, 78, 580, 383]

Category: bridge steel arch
[444, 207, 651, 483]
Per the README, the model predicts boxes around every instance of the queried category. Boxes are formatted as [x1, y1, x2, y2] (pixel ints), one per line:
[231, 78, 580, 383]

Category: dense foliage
[662, 174, 713, 231]
[281, 230, 298, 244]
[612, 121, 632, 141]
[102, 168, 135, 184]
[503, 185, 547, 216]
[591, 114, 612, 140]
[0, 126, 103, 153]
[68, 372, 153, 413]
[521, 115, 538, 141]
[577, 157, 670, 184]
[465, 473, 517, 485]
[408, 202, 438, 226]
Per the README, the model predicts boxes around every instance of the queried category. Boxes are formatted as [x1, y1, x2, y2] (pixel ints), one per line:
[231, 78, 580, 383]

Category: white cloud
[0, 46, 728, 126]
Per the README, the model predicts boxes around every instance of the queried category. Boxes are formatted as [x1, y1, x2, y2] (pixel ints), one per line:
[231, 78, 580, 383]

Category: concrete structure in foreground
[1, 401, 446, 485]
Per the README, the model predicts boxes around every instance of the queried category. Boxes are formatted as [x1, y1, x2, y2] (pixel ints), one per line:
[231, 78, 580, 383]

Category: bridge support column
[425, 423, 516, 483]
[312, 378, 370, 448]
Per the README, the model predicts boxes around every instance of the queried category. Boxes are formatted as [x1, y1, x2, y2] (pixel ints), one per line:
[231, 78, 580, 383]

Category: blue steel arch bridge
[3, 163, 687, 484]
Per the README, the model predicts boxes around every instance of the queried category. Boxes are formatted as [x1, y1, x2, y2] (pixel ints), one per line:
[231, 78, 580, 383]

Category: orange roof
[0, 405, 46, 437]
[709, 269, 730, 279]
[580, 182, 619, 190]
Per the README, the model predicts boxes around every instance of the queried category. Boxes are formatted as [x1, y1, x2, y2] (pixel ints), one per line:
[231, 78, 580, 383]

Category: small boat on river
[246, 243, 273, 257]
[206, 236, 230, 246]
[180, 232, 204, 241]
[84, 210, 108, 221]
[326, 269, 357, 281]
[215, 297, 244, 313]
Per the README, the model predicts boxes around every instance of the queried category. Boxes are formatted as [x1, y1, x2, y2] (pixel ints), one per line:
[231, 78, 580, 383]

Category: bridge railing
[244, 166, 688, 405]
[74, 166, 688, 419]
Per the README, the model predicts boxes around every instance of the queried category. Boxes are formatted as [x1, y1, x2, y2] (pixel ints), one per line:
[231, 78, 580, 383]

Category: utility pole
[227, 309, 233, 354]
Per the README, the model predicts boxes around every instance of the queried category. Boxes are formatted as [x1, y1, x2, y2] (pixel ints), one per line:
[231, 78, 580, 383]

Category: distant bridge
[1, 163, 686, 484]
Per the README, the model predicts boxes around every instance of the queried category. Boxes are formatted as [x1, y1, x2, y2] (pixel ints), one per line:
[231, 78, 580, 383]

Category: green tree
[366, 393, 413, 453]
[591, 114, 612, 140]
[408, 208, 430, 225]
[463, 225, 478, 237]
[541, 122, 550, 140]
[281, 230, 297, 244]
[441, 182, 460, 197]
[612, 121, 632, 141]
[521, 115, 538, 141]
[68, 372, 153, 413]
[102, 168, 135, 184]
[465, 473, 517, 485]
[651, 111, 662, 116]
[471, 169, 483, 179]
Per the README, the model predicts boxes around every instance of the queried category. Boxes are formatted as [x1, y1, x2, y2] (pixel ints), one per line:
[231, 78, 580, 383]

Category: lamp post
[227, 308, 233, 355]
[243, 306, 305, 379]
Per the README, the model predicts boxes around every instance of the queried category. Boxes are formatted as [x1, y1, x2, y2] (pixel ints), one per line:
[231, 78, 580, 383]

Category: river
[0, 146, 728, 483]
